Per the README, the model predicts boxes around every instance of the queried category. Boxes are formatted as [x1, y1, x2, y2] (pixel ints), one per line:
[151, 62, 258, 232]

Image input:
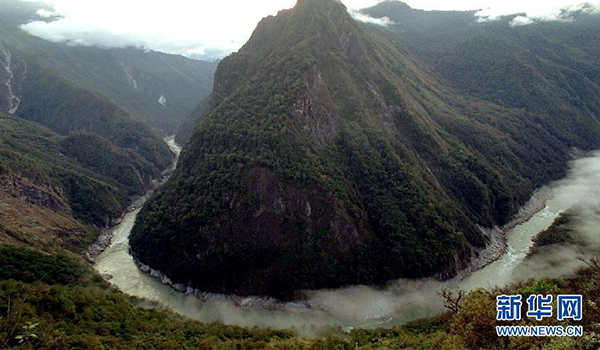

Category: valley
[2, 0, 600, 348]
[95, 148, 600, 333]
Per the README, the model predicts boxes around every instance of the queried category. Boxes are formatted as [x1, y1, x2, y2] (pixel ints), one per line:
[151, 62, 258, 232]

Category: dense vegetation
[1, 244, 600, 349]
[0, 245, 89, 285]
[12, 59, 174, 171]
[60, 132, 159, 197]
[529, 213, 577, 256]
[0, 1, 219, 254]
[0, 112, 160, 235]
[364, 1, 600, 151]
[131, 0, 600, 298]
[175, 97, 210, 145]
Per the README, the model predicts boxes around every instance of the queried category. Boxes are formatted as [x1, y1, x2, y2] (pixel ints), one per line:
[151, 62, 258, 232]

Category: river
[94, 145, 600, 333]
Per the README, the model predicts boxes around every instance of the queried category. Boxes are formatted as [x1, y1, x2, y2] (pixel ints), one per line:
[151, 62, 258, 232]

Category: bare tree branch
[438, 289, 465, 313]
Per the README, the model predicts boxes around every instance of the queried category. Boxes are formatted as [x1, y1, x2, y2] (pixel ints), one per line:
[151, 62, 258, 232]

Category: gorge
[97, 148, 600, 332]
[129, 0, 600, 299]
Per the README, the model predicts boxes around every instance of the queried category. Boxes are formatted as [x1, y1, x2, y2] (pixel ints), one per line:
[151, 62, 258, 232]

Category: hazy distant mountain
[362, 0, 600, 140]
[0, 0, 217, 135]
[130, 0, 600, 298]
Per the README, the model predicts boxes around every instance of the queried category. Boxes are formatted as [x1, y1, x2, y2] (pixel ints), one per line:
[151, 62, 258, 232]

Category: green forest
[1, 242, 600, 349]
[0, 112, 161, 237]
[0, 0, 217, 135]
[2, 0, 600, 348]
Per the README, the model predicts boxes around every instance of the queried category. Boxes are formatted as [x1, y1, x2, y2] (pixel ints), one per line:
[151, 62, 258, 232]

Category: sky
[17, 0, 600, 61]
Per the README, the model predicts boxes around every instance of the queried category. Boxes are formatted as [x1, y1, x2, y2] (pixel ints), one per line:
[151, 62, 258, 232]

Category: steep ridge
[0, 40, 174, 172]
[22, 41, 218, 135]
[14, 57, 174, 170]
[131, 0, 600, 298]
[175, 96, 210, 145]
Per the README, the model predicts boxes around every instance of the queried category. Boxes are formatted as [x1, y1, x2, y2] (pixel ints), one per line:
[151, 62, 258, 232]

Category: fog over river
[94, 145, 600, 335]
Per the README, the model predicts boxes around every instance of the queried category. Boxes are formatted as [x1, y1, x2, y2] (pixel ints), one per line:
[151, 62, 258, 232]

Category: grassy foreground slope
[1, 243, 600, 349]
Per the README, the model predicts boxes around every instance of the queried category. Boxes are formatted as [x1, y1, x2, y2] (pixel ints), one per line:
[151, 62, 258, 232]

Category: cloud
[305, 278, 444, 325]
[17, 0, 384, 61]
[348, 9, 394, 26]
[475, 1, 600, 25]
[509, 15, 536, 26]
[15, 1, 600, 61]
[513, 152, 600, 281]
[18, 0, 300, 61]
[35, 8, 57, 18]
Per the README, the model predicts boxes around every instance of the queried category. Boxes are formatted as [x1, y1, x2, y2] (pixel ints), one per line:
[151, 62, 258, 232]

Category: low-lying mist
[513, 151, 600, 282]
[305, 151, 600, 329]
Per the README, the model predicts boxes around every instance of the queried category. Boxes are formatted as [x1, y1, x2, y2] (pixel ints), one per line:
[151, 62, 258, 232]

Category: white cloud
[348, 9, 394, 26]
[509, 15, 536, 27]
[17, 0, 387, 60]
[403, 0, 600, 25]
[15, 0, 600, 61]
[19, 0, 302, 60]
[35, 8, 57, 18]
[473, 1, 600, 24]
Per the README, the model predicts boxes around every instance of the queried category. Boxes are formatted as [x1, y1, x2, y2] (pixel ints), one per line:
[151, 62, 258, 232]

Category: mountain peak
[295, 0, 346, 9]
[130, 0, 487, 298]
[292, 0, 352, 26]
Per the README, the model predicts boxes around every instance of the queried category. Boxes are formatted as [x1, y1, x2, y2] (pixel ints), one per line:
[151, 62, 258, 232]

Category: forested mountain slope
[131, 0, 600, 298]
[175, 97, 210, 145]
[0, 36, 175, 170]
[363, 1, 600, 148]
[0, 111, 162, 252]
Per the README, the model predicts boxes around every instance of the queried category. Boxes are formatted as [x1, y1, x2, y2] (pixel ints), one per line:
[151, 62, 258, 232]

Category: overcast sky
[18, 0, 600, 60]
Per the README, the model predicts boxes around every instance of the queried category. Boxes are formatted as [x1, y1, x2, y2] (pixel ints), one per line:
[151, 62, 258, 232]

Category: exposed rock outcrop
[0, 175, 69, 213]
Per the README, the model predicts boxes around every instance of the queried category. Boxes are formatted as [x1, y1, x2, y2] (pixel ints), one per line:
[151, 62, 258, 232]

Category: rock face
[0, 175, 69, 213]
[158, 95, 167, 106]
[0, 173, 93, 253]
[130, 0, 600, 299]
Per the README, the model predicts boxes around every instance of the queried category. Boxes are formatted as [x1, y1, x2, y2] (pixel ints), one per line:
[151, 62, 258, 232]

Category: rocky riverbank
[130, 186, 555, 311]
[136, 262, 311, 310]
[458, 187, 553, 279]
[86, 136, 181, 264]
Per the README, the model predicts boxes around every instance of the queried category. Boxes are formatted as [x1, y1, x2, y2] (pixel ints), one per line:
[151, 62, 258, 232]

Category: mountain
[175, 96, 210, 145]
[0, 0, 218, 135]
[362, 1, 600, 143]
[130, 0, 600, 298]
[0, 42, 173, 169]
[0, 32, 175, 170]
[0, 111, 163, 253]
